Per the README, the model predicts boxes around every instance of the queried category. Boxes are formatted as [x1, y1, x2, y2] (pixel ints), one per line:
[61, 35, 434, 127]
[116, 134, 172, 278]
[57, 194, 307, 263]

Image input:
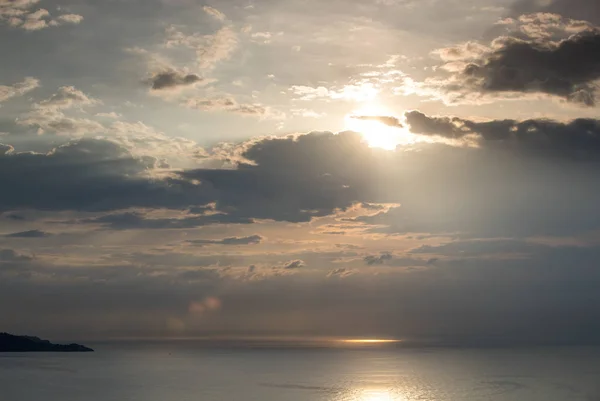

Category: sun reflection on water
[362, 389, 393, 401]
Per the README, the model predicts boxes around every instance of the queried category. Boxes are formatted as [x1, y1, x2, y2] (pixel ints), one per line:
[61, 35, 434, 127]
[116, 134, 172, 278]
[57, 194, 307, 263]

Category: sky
[2, 0, 600, 345]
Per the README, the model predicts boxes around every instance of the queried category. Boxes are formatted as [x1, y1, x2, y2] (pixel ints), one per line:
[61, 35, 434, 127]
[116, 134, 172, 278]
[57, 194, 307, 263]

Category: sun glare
[341, 339, 401, 344]
[344, 105, 416, 150]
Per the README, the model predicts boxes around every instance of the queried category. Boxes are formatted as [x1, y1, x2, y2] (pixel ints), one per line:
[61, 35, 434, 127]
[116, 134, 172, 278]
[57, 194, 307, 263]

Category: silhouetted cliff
[0, 333, 93, 352]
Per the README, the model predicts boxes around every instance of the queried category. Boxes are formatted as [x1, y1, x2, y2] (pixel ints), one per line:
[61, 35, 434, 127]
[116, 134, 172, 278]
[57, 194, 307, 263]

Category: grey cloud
[425, 13, 600, 105]
[146, 70, 204, 91]
[364, 252, 393, 265]
[0, 144, 14, 155]
[5, 229, 51, 238]
[17, 86, 104, 136]
[180, 131, 385, 223]
[188, 204, 215, 214]
[283, 260, 305, 269]
[437, 26, 600, 105]
[3, 213, 25, 221]
[18, 110, 105, 136]
[1, 133, 376, 221]
[350, 115, 403, 128]
[0, 137, 209, 212]
[405, 110, 600, 160]
[404, 111, 467, 139]
[4, 127, 600, 239]
[0, 249, 32, 262]
[327, 268, 354, 278]
[467, 30, 600, 105]
[186, 235, 263, 246]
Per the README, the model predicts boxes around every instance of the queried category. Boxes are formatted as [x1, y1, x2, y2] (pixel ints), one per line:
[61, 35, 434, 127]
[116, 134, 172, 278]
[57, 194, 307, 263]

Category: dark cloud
[364, 252, 393, 266]
[0, 144, 14, 155]
[2, 213, 25, 221]
[180, 131, 386, 222]
[1, 133, 378, 222]
[327, 268, 354, 278]
[283, 260, 305, 269]
[0, 138, 200, 212]
[186, 235, 263, 246]
[4, 127, 600, 240]
[406, 111, 600, 161]
[5, 230, 51, 238]
[146, 70, 204, 91]
[430, 12, 600, 105]
[0, 249, 32, 262]
[188, 204, 215, 214]
[466, 30, 600, 105]
[350, 115, 403, 128]
[404, 111, 467, 139]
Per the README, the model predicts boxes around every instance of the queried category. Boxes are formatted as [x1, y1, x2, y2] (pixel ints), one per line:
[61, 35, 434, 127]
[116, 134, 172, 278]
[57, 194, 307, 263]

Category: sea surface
[1, 343, 600, 401]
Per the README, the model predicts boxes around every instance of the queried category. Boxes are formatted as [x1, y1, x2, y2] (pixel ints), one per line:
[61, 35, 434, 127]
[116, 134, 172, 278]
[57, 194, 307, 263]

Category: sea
[1, 342, 600, 401]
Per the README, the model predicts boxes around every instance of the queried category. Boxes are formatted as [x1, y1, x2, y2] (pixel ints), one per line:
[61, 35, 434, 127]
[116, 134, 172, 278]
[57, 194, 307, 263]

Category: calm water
[1, 344, 600, 401]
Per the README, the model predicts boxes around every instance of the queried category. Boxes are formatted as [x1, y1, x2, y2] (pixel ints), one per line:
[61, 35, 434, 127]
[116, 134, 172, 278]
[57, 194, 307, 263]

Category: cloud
[14, 87, 205, 163]
[410, 14, 600, 105]
[79, 211, 254, 230]
[282, 260, 305, 269]
[350, 115, 403, 128]
[165, 25, 238, 70]
[5, 229, 51, 238]
[0, 144, 14, 155]
[364, 252, 393, 265]
[109, 120, 207, 163]
[18, 110, 105, 136]
[17, 86, 104, 136]
[510, 0, 600, 25]
[0, 138, 189, 212]
[145, 70, 205, 91]
[0, 249, 32, 262]
[4, 126, 600, 239]
[180, 131, 384, 222]
[0, 1, 83, 30]
[203, 6, 225, 22]
[327, 268, 355, 278]
[37, 86, 100, 110]
[404, 110, 600, 160]
[96, 112, 121, 119]
[4, 244, 600, 344]
[0, 77, 39, 103]
[187, 235, 264, 246]
[467, 30, 600, 105]
[183, 96, 281, 118]
[56, 13, 83, 24]
[290, 83, 379, 102]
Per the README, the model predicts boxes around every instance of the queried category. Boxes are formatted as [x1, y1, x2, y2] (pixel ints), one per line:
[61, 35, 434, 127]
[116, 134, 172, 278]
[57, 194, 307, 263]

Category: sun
[344, 105, 416, 150]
